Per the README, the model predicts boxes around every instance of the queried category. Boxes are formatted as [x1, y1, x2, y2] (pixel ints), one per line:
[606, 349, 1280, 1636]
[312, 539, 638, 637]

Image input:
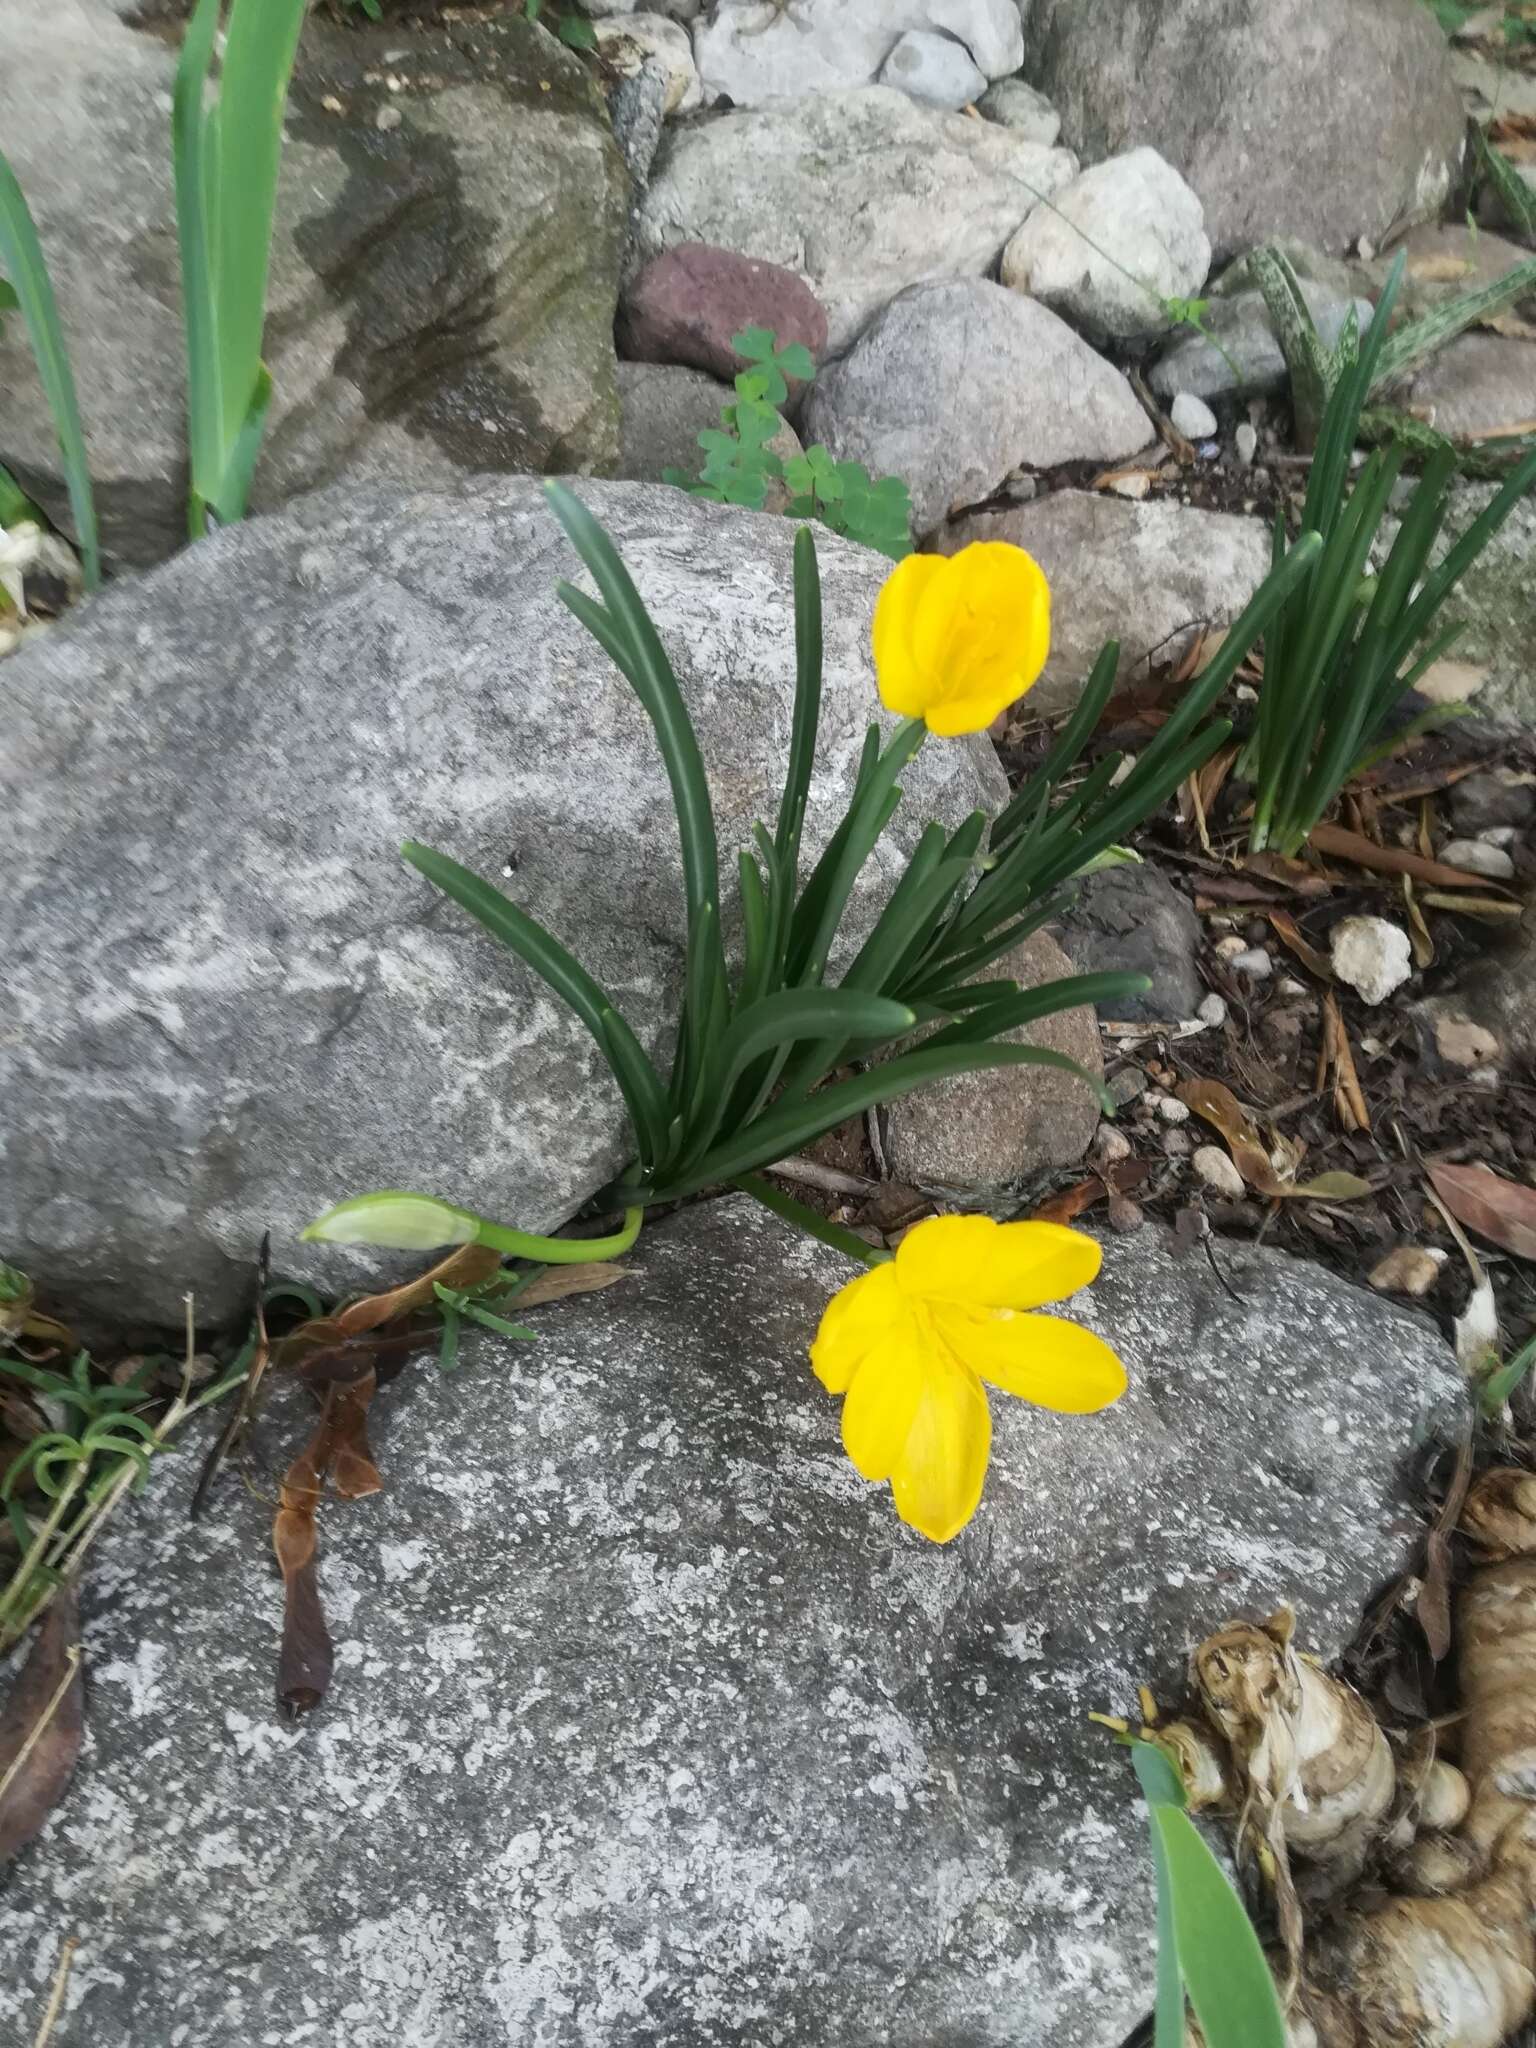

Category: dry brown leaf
[330, 1244, 502, 1340]
[1481, 313, 1536, 341]
[274, 1396, 338, 1718]
[1402, 875, 1436, 970]
[518, 1263, 633, 1308]
[1419, 890, 1526, 919]
[1267, 909, 1334, 981]
[1322, 991, 1371, 1134]
[1307, 821, 1516, 890]
[1427, 1159, 1536, 1263]
[1177, 1078, 1372, 1201]
[0, 1591, 83, 1866]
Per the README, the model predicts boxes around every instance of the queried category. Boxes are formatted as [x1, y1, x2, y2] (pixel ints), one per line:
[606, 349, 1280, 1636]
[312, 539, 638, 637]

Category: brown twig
[30, 1936, 78, 2048]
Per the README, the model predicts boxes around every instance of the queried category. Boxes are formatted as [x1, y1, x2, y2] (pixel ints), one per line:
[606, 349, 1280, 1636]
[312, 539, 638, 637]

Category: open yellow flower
[872, 541, 1050, 737]
[810, 1215, 1125, 1543]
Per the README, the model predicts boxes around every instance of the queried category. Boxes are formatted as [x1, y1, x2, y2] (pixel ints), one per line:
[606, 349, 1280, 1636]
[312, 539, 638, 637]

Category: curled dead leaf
[1427, 1159, 1536, 1263]
[1176, 1078, 1371, 1201]
[0, 1590, 83, 1866]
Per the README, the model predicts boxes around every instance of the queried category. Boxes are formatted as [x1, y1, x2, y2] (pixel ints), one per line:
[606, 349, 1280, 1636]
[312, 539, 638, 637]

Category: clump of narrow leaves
[399, 483, 1321, 1216]
[1245, 253, 1536, 856]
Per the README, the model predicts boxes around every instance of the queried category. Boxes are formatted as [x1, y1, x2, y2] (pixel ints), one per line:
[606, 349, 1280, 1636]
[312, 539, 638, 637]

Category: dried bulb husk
[1461, 1467, 1536, 1561]
[1416, 1761, 1471, 1836]
[1304, 1873, 1535, 2048]
[1385, 1829, 1485, 1897]
[1193, 1610, 1395, 1863]
[1157, 1717, 1232, 1811]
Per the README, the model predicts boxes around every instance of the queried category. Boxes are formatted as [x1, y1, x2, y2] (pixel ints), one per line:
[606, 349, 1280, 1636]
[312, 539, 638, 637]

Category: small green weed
[664, 325, 914, 560]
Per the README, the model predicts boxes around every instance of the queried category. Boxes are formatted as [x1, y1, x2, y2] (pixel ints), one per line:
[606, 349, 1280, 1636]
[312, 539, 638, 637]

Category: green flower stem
[734, 1173, 892, 1267]
[0, 1463, 85, 1637]
[474, 1207, 644, 1264]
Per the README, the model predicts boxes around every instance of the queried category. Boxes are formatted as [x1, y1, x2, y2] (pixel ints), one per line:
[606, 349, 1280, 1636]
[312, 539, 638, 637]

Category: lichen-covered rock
[0, 480, 1003, 1332]
[880, 932, 1104, 1185]
[1000, 147, 1211, 339]
[694, 0, 1024, 105]
[802, 282, 1149, 540]
[941, 491, 1271, 715]
[0, 1196, 1462, 2048]
[1026, 0, 1465, 261]
[1396, 483, 1536, 729]
[1150, 283, 1377, 404]
[1398, 336, 1536, 457]
[0, 0, 627, 569]
[635, 88, 1078, 353]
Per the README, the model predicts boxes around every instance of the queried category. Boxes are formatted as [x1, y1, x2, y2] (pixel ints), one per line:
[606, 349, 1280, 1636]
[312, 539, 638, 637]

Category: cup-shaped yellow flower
[872, 541, 1050, 737]
[810, 1215, 1125, 1543]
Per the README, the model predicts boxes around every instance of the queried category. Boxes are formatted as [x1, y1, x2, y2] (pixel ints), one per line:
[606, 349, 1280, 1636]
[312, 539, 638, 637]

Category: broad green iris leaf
[1130, 1740, 1285, 2048]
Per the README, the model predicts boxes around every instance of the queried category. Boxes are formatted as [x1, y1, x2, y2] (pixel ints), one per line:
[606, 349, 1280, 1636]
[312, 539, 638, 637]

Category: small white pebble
[1231, 947, 1272, 979]
[376, 105, 403, 130]
[1170, 392, 1218, 441]
[1480, 826, 1519, 849]
[1232, 681, 1258, 703]
[1331, 916, 1412, 1005]
[1157, 1097, 1191, 1125]
[1193, 1145, 1246, 1200]
[1276, 976, 1308, 999]
[1214, 934, 1247, 961]
[1196, 992, 1228, 1028]
[1107, 472, 1151, 500]
[1440, 838, 1515, 880]
[1162, 1129, 1192, 1157]
[1359, 1036, 1385, 1057]
[1234, 422, 1258, 466]
[1469, 1065, 1502, 1090]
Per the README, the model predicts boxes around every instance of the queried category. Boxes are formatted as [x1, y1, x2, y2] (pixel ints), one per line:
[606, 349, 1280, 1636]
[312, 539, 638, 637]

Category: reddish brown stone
[618, 243, 829, 394]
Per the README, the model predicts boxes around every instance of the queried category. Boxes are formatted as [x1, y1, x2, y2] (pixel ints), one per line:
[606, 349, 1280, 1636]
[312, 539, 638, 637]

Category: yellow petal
[839, 1326, 929, 1481]
[910, 543, 1050, 735]
[871, 554, 948, 719]
[931, 1306, 1128, 1414]
[809, 1259, 904, 1393]
[895, 1215, 1101, 1311]
[888, 1354, 992, 1543]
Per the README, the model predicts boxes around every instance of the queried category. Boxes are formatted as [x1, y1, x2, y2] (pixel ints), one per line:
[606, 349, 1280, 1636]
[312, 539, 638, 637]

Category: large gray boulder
[0, 481, 1004, 1332]
[0, 1, 627, 570]
[801, 280, 1150, 539]
[941, 490, 1272, 716]
[0, 1196, 1463, 2048]
[1025, 0, 1465, 262]
[635, 88, 1078, 353]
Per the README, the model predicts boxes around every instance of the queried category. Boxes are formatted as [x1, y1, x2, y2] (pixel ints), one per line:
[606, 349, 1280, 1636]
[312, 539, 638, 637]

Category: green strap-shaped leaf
[1130, 1739, 1285, 2048]
[0, 148, 100, 587]
[650, 1042, 1113, 1205]
[402, 840, 669, 1165]
[547, 483, 727, 1098]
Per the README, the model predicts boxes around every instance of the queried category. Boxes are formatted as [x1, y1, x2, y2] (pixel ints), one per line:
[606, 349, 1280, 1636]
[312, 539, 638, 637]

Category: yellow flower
[810, 1215, 1125, 1543]
[871, 542, 1051, 737]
